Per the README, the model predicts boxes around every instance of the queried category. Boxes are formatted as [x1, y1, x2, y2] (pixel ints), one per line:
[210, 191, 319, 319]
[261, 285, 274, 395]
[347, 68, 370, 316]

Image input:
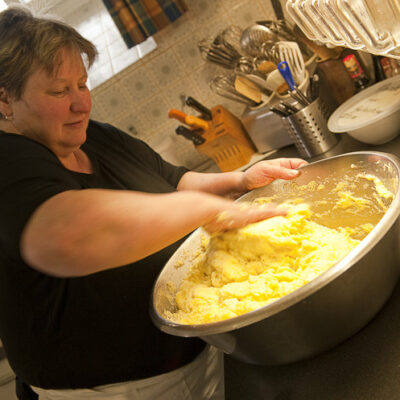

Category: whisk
[260, 42, 281, 64]
[210, 74, 259, 106]
[219, 25, 243, 55]
[198, 36, 243, 69]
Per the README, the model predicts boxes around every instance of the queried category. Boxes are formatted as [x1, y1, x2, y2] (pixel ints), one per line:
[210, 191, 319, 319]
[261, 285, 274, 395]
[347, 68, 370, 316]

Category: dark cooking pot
[151, 152, 400, 365]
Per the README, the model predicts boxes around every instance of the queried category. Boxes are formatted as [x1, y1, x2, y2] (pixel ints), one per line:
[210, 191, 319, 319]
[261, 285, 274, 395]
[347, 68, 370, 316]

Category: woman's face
[8, 49, 92, 157]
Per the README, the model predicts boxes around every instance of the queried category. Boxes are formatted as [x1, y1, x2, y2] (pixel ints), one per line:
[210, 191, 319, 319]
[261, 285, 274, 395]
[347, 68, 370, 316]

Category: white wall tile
[136, 37, 158, 59]
[94, 81, 132, 121]
[135, 94, 172, 136]
[195, 14, 233, 41]
[172, 30, 203, 72]
[163, 78, 202, 110]
[90, 99, 106, 122]
[117, 65, 158, 104]
[147, 50, 185, 88]
[113, 112, 148, 140]
[92, 48, 111, 69]
[228, 0, 267, 29]
[147, 121, 210, 168]
[107, 38, 129, 60]
[186, 0, 225, 31]
[190, 62, 227, 98]
[258, 0, 279, 19]
[219, 0, 247, 9]
[88, 62, 114, 89]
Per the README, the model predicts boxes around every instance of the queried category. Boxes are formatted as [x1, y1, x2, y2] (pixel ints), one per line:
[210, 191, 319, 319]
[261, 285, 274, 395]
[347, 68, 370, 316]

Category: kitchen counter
[224, 132, 400, 400]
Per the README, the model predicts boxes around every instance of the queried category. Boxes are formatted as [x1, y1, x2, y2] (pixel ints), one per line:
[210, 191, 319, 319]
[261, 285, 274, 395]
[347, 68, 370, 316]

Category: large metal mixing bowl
[151, 152, 400, 366]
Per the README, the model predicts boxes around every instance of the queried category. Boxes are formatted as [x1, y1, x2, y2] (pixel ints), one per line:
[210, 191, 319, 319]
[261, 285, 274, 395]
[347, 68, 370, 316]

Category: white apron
[31, 345, 224, 400]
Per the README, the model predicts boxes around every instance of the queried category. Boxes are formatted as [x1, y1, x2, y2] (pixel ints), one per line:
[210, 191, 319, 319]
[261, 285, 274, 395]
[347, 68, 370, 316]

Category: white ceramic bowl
[328, 75, 400, 145]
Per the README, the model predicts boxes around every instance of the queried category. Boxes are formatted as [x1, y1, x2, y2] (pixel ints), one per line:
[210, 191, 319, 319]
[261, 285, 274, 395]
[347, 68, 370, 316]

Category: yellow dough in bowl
[166, 203, 360, 325]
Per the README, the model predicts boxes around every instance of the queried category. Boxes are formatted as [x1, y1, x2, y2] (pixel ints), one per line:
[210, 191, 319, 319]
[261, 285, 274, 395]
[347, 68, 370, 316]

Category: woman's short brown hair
[0, 6, 98, 100]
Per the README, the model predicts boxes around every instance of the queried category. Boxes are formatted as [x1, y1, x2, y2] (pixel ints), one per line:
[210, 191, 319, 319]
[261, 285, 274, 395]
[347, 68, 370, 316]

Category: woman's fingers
[204, 203, 287, 234]
[243, 158, 308, 190]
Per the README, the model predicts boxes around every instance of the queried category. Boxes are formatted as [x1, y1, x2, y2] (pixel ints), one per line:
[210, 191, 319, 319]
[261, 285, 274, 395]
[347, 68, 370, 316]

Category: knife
[184, 97, 212, 120]
[175, 125, 205, 145]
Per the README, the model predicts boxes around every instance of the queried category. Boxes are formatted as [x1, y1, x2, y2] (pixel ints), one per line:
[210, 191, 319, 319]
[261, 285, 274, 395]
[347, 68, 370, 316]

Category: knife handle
[184, 97, 212, 120]
[169, 108, 210, 131]
[175, 125, 205, 145]
[185, 115, 210, 131]
[168, 109, 186, 124]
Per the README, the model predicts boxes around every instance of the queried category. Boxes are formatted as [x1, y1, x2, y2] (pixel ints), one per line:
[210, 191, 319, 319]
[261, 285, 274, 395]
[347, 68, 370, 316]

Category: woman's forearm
[177, 171, 246, 198]
[177, 158, 307, 199]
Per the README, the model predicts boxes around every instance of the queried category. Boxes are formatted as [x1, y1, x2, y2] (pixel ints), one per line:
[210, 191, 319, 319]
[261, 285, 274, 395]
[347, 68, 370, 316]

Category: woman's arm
[20, 189, 285, 278]
[177, 158, 308, 198]
[21, 158, 306, 278]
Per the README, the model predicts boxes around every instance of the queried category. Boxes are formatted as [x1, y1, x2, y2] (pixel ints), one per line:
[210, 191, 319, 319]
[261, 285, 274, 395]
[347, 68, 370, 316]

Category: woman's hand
[177, 158, 308, 199]
[203, 202, 287, 234]
[203, 158, 307, 233]
[241, 158, 308, 191]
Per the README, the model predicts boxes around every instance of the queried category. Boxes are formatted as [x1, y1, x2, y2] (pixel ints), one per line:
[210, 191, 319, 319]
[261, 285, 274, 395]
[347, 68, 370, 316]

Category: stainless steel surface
[241, 104, 293, 153]
[151, 151, 400, 366]
[282, 97, 338, 158]
[257, 20, 297, 42]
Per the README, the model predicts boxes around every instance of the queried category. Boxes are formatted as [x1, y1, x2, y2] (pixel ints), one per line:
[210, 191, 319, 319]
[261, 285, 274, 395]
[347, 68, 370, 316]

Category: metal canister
[282, 98, 339, 158]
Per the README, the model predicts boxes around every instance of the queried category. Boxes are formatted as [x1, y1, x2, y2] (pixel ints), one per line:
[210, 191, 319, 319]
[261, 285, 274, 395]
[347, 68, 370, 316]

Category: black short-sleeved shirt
[0, 120, 205, 389]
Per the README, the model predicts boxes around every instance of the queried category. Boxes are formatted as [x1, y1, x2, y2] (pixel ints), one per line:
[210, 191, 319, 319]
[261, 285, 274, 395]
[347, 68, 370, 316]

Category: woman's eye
[51, 90, 66, 96]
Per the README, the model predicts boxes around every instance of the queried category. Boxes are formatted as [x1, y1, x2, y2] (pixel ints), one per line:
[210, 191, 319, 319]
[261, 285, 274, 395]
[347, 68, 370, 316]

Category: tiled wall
[88, 0, 279, 170]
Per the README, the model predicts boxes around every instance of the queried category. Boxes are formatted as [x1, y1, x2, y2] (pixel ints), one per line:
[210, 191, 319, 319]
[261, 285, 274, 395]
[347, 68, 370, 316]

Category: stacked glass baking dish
[286, 0, 400, 58]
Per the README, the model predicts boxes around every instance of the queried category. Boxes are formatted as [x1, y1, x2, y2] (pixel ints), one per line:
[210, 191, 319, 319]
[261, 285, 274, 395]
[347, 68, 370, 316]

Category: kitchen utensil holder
[282, 98, 338, 158]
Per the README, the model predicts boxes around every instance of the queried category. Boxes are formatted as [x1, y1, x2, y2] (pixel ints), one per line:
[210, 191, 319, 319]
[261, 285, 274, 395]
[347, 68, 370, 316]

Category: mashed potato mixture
[164, 169, 394, 325]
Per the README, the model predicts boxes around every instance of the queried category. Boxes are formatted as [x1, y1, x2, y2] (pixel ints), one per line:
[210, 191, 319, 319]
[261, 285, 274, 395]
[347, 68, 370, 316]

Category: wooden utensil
[234, 75, 262, 104]
[257, 60, 277, 74]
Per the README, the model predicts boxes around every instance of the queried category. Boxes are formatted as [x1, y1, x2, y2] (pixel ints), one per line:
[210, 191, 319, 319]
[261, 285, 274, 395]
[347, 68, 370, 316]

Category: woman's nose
[70, 90, 91, 114]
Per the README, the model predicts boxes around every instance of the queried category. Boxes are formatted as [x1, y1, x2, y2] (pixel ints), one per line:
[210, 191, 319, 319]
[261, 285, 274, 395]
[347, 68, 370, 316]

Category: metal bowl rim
[151, 151, 400, 336]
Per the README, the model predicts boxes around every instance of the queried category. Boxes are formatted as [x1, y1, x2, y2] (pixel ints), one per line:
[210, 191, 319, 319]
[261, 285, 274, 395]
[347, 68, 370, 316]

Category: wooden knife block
[195, 105, 256, 172]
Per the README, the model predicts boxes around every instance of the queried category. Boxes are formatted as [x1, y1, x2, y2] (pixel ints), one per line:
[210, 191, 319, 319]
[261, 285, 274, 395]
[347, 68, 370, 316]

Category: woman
[0, 6, 307, 400]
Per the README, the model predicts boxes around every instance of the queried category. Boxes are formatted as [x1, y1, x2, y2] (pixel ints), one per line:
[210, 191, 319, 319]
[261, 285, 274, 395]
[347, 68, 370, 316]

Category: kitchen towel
[102, 0, 187, 47]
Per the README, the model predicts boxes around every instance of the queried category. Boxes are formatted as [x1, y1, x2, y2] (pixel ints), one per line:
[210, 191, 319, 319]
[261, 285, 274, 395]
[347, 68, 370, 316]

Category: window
[3, 0, 157, 88]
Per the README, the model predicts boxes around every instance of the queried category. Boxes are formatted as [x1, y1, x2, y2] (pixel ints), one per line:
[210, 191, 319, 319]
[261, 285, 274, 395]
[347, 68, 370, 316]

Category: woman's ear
[0, 87, 13, 117]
